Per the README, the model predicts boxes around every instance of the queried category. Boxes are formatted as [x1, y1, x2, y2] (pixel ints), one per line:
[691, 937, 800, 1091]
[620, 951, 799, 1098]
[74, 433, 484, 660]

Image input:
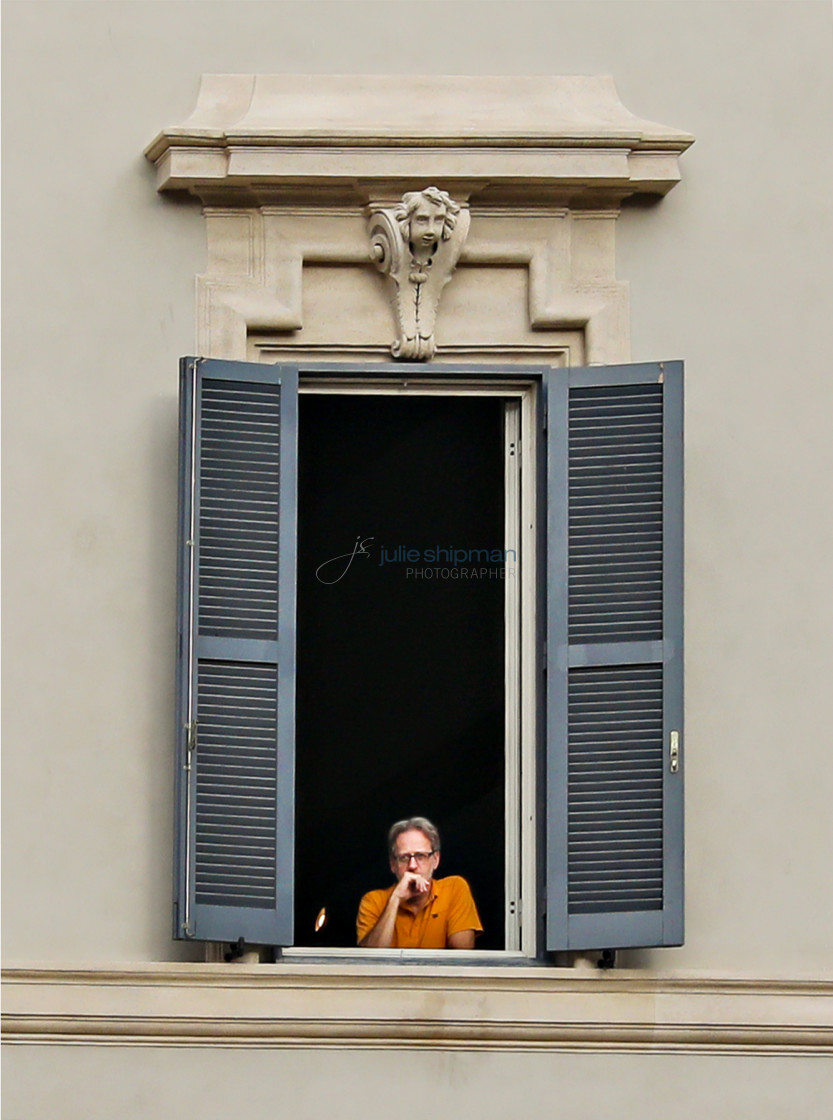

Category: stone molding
[4, 967, 832, 1055]
[197, 207, 627, 363]
[196, 209, 371, 357]
[144, 76, 688, 362]
[144, 75, 693, 206]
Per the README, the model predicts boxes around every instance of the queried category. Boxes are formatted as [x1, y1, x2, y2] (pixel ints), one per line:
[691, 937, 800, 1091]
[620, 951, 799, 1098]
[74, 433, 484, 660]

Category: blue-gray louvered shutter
[545, 361, 683, 950]
[174, 357, 297, 944]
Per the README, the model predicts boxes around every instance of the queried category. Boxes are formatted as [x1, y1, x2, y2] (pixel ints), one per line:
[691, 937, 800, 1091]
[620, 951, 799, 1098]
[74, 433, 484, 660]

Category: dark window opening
[295, 392, 507, 950]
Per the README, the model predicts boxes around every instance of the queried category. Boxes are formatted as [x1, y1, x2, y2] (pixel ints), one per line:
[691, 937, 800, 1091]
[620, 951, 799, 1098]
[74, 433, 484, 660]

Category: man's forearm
[358, 894, 400, 947]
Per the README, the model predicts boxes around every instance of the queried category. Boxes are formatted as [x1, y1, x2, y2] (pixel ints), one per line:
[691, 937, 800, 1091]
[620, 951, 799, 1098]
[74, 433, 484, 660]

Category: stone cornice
[145, 75, 693, 205]
[4, 966, 831, 1054]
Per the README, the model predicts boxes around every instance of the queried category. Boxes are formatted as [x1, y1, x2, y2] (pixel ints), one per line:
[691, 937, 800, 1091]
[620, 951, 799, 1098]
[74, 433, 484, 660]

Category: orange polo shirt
[356, 875, 482, 948]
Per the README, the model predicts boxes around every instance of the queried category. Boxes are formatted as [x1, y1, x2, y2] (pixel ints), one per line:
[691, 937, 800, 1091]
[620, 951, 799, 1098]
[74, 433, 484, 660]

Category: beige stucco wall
[3, 0, 833, 985]
[5, 1043, 833, 1120]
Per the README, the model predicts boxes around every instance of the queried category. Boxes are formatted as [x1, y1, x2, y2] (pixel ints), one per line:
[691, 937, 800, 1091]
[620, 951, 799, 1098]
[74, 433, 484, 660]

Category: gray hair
[388, 816, 441, 856]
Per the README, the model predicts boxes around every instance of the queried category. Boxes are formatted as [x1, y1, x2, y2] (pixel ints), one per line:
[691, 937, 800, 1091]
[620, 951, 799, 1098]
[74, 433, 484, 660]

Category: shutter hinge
[182, 718, 198, 940]
[186, 720, 198, 761]
[175, 903, 194, 940]
[669, 730, 680, 773]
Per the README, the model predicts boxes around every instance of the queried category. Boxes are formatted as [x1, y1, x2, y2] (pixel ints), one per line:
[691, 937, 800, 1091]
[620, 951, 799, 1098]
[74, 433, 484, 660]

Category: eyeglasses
[393, 850, 436, 866]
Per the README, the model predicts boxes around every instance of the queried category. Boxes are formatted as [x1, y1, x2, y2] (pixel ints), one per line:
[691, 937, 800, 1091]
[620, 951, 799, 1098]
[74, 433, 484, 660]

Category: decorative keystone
[368, 187, 470, 360]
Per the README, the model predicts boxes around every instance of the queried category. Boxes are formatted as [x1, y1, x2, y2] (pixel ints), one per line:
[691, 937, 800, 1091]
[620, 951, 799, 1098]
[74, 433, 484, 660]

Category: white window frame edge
[282, 375, 539, 963]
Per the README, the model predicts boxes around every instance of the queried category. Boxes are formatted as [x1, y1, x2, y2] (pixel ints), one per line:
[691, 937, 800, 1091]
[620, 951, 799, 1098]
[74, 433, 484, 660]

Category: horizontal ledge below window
[3, 966, 832, 1056]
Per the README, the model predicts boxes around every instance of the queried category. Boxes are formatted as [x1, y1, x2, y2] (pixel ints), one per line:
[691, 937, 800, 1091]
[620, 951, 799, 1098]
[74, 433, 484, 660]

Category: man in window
[357, 817, 482, 949]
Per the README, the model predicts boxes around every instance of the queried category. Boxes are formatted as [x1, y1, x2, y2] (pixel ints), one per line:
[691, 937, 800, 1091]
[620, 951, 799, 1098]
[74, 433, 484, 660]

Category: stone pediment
[145, 74, 693, 206]
[144, 75, 693, 363]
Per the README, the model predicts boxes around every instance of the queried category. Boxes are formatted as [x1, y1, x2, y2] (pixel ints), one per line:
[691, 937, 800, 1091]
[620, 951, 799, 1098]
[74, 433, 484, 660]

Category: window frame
[176, 357, 683, 963]
[288, 369, 542, 961]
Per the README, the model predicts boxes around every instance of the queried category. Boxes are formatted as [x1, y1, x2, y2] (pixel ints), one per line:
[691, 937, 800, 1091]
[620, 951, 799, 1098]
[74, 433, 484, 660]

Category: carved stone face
[408, 197, 446, 248]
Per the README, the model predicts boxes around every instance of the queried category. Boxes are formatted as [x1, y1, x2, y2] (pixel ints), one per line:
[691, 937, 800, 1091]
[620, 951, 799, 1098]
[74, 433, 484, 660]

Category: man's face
[390, 828, 440, 882]
[409, 198, 446, 247]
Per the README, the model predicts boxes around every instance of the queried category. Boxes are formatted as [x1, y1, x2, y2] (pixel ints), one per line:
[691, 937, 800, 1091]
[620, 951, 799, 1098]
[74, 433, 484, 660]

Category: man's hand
[392, 871, 430, 903]
[358, 872, 432, 947]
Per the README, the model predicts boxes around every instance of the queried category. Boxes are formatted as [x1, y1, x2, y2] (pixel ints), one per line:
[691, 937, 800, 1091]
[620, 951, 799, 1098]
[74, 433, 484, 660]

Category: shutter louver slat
[568, 665, 664, 913]
[194, 374, 282, 905]
[567, 383, 665, 920]
[568, 382, 663, 646]
[195, 661, 277, 909]
[198, 381, 280, 641]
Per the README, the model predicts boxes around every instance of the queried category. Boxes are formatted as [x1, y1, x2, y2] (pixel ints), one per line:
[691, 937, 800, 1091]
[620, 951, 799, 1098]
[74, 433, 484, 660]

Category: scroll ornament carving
[369, 187, 470, 360]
